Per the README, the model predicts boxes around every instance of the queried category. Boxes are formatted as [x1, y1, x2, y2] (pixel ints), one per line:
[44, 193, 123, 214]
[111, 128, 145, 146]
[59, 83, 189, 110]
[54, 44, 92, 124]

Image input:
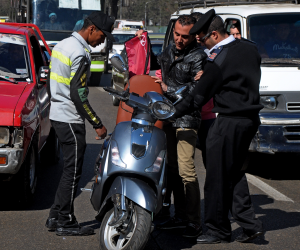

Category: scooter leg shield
[95, 176, 157, 222]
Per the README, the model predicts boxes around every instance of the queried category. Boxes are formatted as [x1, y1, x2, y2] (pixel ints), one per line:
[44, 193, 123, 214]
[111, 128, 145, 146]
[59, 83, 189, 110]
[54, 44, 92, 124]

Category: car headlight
[0, 127, 9, 145]
[145, 151, 165, 173]
[111, 140, 126, 168]
[260, 96, 277, 110]
[152, 101, 176, 119]
[109, 48, 117, 54]
[13, 128, 23, 147]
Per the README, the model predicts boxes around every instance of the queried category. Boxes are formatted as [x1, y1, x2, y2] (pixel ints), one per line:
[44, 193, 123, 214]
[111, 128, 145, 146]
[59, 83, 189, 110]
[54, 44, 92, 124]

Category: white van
[165, 1, 300, 155]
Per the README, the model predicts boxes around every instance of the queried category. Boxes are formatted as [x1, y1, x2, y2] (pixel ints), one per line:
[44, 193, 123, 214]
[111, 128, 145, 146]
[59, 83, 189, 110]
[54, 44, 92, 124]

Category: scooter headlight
[110, 140, 126, 168]
[152, 101, 175, 119]
[260, 96, 277, 110]
[145, 151, 165, 173]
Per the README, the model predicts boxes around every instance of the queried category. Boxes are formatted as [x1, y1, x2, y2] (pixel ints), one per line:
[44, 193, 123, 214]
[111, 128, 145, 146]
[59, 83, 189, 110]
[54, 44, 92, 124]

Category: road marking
[246, 173, 294, 203]
[97, 87, 105, 92]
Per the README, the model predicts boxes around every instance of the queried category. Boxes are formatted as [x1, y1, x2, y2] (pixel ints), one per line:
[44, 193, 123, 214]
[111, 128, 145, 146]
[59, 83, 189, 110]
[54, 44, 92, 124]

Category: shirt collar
[71, 32, 92, 53]
[209, 35, 235, 52]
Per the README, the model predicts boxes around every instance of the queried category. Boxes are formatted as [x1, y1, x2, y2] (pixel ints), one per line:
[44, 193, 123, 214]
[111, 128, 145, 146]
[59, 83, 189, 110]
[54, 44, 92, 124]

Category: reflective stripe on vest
[52, 50, 72, 66]
[50, 72, 72, 85]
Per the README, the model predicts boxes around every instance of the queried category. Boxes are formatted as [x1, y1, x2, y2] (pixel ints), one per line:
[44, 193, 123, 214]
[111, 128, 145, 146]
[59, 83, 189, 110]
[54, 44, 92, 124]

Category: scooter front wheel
[99, 203, 152, 250]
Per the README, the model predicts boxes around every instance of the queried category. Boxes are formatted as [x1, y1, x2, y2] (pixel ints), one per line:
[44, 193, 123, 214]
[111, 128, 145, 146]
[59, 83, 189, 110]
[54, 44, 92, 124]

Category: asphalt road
[0, 73, 300, 250]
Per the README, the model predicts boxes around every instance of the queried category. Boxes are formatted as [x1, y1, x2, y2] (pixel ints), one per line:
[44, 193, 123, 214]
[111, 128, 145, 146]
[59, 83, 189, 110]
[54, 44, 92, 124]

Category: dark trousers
[49, 120, 86, 227]
[205, 115, 263, 240]
[197, 118, 216, 168]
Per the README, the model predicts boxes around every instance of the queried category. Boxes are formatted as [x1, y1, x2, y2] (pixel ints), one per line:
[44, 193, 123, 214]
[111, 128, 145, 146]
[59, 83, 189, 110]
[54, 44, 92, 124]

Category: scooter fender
[95, 176, 156, 221]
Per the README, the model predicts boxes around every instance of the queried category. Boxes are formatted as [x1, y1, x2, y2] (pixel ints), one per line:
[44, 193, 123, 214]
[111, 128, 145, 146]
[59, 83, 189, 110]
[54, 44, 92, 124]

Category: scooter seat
[116, 75, 164, 129]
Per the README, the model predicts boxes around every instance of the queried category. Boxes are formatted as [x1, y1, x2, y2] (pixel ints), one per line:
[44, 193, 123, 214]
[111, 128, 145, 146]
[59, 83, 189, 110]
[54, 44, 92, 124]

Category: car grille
[286, 102, 300, 112]
[132, 143, 146, 158]
[284, 126, 300, 141]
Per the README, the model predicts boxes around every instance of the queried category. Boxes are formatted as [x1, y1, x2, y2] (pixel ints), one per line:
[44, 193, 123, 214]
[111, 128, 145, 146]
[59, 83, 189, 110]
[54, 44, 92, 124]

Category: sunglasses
[199, 31, 214, 43]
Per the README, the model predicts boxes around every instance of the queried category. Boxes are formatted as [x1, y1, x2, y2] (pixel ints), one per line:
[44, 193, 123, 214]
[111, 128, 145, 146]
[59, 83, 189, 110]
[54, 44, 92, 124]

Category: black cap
[88, 11, 115, 42]
[189, 9, 216, 35]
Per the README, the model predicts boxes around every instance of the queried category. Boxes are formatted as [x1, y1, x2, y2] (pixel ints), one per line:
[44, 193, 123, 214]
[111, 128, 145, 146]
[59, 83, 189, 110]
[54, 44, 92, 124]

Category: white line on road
[246, 173, 294, 202]
[97, 87, 105, 92]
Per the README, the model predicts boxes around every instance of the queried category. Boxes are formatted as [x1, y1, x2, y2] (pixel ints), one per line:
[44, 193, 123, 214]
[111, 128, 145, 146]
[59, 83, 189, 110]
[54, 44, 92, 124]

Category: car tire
[112, 80, 120, 106]
[15, 140, 38, 206]
[40, 128, 60, 166]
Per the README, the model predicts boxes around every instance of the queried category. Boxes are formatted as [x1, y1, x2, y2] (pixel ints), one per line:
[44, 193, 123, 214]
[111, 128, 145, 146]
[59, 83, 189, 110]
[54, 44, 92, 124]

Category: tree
[0, 0, 11, 16]
[107, 0, 178, 26]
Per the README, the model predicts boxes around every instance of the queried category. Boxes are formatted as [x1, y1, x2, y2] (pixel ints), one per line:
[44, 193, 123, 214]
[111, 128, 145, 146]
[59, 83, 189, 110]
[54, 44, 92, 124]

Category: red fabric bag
[124, 31, 151, 78]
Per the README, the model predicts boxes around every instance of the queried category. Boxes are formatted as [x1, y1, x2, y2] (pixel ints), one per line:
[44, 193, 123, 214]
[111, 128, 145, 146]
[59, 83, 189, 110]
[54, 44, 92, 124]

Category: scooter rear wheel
[99, 203, 151, 250]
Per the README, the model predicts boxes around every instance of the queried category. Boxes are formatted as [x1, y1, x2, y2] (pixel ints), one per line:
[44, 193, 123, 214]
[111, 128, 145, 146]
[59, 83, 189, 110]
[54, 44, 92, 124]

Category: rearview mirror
[38, 66, 49, 84]
[110, 54, 128, 73]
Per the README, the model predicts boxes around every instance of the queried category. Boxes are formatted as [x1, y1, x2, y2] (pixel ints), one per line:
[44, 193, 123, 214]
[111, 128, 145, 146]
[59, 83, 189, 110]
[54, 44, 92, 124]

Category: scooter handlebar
[103, 87, 130, 101]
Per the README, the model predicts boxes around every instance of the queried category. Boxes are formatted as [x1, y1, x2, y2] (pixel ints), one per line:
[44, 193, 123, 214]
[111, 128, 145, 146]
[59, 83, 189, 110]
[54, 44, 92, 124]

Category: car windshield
[32, 0, 101, 31]
[249, 13, 300, 64]
[151, 43, 163, 56]
[113, 34, 136, 44]
[0, 33, 30, 81]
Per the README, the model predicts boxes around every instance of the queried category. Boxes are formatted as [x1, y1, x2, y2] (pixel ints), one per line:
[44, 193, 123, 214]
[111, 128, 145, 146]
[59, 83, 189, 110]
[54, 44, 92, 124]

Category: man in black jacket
[136, 15, 206, 237]
[174, 9, 264, 244]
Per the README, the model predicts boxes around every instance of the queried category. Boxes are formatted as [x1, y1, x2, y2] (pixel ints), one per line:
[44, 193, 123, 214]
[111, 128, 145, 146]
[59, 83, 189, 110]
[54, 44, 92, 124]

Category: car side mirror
[173, 86, 187, 105]
[38, 66, 49, 85]
[110, 54, 128, 73]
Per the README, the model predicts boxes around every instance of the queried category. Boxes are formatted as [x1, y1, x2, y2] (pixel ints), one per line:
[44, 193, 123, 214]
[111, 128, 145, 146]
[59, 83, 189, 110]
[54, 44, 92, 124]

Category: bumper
[249, 113, 300, 154]
[0, 148, 24, 174]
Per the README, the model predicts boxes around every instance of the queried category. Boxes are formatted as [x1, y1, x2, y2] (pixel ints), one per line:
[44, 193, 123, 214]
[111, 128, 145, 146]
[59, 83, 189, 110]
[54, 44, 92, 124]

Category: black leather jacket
[152, 40, 207, 128]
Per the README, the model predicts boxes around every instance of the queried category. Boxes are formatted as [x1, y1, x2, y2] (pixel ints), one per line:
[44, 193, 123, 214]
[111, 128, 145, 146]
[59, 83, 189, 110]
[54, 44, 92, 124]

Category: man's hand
[151, 76, 168, 92]
[95, 126, 107, 140]
[194, 70, 203, 81]
[135, 29, 144, 40]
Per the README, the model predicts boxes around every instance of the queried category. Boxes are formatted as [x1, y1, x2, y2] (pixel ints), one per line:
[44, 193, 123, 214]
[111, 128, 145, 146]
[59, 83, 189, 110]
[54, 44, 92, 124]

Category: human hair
[190, 12, 203, 22]
[230, 23, 241, 32]
[207, 15, 226, 35]
[81, 18, 99, 31]
[176, 15, 196, 27]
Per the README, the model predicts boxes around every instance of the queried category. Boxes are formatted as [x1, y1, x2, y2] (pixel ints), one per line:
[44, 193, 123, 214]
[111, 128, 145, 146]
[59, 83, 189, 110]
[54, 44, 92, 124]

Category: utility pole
[120, 0, 123, 19]
[145, 2, 148, 30]
[145, 1, 152, 30]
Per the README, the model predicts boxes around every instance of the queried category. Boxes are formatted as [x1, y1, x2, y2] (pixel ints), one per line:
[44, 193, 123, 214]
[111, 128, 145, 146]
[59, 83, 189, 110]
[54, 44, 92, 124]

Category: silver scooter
[88, 54, 186, 250]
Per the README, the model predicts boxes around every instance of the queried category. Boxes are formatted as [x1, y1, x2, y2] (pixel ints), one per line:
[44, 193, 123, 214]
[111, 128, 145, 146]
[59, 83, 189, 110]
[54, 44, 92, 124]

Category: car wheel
[16, 141, 38, 206]
[112, 80, 120, 106]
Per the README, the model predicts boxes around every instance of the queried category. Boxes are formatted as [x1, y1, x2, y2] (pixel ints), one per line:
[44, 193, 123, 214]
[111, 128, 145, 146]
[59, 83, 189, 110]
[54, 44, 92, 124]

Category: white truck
[165, 0, 300, 155]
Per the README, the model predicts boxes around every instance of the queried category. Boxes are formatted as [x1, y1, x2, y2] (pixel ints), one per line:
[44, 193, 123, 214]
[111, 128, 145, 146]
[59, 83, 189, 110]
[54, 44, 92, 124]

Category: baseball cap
[87, 11, 115, 42]
[190, 9, 216, 35]
[49, 13, 57, 19]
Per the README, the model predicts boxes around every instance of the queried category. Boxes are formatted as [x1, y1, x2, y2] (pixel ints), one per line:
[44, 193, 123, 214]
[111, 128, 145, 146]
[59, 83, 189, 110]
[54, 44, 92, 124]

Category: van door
[163, 18, 177, 50]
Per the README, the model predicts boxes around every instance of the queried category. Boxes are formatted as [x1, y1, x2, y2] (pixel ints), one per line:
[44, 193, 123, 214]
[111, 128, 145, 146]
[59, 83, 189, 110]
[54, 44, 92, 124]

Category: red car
[0, 23, 59, 205]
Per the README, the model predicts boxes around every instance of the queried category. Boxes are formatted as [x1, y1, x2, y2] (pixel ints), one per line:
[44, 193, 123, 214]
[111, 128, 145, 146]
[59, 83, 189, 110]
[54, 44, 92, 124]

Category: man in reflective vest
[45, 11, 115, 236]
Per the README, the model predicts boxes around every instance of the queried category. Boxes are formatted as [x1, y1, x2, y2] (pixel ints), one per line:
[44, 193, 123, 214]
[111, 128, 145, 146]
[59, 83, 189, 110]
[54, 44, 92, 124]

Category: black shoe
[182, 222, 202, 238]
[56, 223, 94, 236]
[235, 230, 264, 243]
[157, 216, 187, 230]
[197, 234, 229, 244]
[45, 217, 58, 231]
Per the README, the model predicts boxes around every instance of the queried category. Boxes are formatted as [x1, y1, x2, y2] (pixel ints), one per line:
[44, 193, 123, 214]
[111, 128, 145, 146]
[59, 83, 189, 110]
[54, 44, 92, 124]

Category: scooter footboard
[95, 176, 157, 221]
